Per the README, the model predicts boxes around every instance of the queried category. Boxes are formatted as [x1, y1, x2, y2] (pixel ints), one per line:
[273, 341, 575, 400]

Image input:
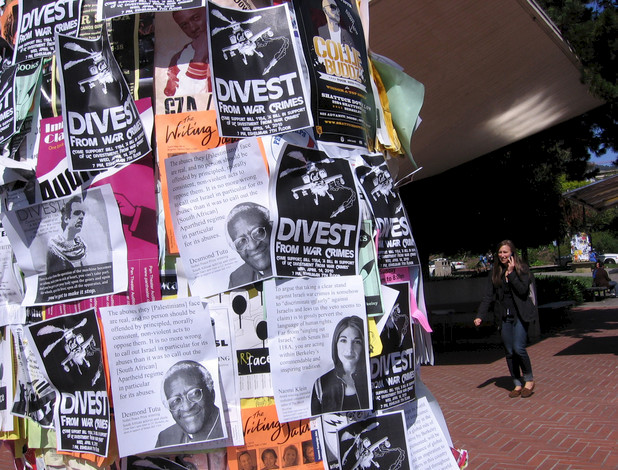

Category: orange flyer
[228, 404, 322, 470]
[154, 110, 235, 253]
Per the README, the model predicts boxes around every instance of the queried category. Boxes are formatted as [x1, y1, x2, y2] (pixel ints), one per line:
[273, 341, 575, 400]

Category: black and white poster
[55, 28, 151, 171]
[337, 412, 410, 470]
[271, 143, 360, 278]
[265, 276, 372, 422]
[292, 0, 375, 149]
[369, 282, 415, 410]
[26, 309, 111, 456]
[98, 0, 202, 20]
[0, 327, 13, 432]
[0, 65, 16, 144]
[208, 2, 312, 137]
[1, 184, 128, 306]
[9, 324, 56, 428]
[13, 0, 81, 64]
[99, 298, 227, 457]
[354, 155, 419, 268]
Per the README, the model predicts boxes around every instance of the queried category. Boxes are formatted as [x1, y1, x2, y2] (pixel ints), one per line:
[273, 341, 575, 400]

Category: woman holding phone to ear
[474, 240, 536, 398]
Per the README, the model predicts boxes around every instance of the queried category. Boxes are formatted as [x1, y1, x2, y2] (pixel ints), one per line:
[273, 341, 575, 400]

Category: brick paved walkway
[421, 301, 618, 469]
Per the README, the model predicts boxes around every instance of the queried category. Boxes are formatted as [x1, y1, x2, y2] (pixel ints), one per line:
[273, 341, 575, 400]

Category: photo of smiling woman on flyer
[311, 315, 370, 415]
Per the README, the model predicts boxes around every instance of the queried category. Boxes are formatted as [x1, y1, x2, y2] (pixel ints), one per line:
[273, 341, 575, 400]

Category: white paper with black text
[0, 328, 14, 431]
[99, 297, 227, 457]
[265, 275, 371, 422]
[165, 138, 271, 297]
[0, 222, 25, 326]
[403, 396, 459, 470]
[210, 304, 244, 445]
[2, 185, 128, 306]
[1, 184, 128, 306]
[207, 288, 273, 399]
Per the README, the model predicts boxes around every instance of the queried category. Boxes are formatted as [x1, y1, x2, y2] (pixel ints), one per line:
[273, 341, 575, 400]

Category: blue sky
[593, 149, 617, 166]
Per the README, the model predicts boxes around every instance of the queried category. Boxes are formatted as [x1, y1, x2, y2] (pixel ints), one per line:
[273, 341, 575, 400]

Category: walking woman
[474, 240, 536, 398]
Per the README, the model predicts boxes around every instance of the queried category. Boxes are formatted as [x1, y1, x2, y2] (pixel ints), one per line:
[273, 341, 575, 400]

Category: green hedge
[535, 275, 588, 304]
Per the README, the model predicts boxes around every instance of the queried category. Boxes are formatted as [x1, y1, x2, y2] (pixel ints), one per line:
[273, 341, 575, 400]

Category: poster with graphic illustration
[271, 143, 360, 278]
[337, 412, 409, 470]
[26, 309, 110, 456]
[208, 2, 312, 138]
[292, 0, 375, 148]
[355, 154, 419, 268]
[56, 28, 150, 171]
[369, 282, 415, 410]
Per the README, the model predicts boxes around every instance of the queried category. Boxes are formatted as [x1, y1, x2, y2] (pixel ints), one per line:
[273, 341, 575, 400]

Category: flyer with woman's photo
[264, 275, 372, 422]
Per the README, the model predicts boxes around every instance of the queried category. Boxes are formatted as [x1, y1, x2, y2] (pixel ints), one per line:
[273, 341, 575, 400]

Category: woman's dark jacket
[310, 367, 369, 415]
[477, 270, 536, 323]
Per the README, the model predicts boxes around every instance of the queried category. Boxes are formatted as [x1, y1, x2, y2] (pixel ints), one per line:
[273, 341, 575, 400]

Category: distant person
[592, 261, 617, 297]
[474, 240, 536, 398]
[156, 360, 224, 447]
[317, 0, 354, 47]
[311, 316, 370, 415]
[226, 202, 273, 288]
[164, 7, 211, 97]
[47, 196, 88, 274]
[260, 448, 279, 470]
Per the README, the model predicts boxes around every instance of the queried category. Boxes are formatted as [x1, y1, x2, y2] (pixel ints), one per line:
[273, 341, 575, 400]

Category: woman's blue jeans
[501, 316, 533, 387]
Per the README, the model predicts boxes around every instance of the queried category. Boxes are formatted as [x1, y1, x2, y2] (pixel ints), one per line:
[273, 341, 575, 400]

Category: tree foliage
[537, 0, 617, 161]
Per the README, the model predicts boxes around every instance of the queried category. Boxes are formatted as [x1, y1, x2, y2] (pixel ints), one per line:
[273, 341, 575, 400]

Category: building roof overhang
[368, 0, 604, 182]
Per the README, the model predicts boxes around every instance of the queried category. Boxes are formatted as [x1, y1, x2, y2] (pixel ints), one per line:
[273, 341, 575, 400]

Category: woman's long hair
[491, 239, 529, 287]
[331, 316, 366, 376]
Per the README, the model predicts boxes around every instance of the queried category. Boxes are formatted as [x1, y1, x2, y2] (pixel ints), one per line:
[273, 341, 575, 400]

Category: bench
[584, 286, 612, 301]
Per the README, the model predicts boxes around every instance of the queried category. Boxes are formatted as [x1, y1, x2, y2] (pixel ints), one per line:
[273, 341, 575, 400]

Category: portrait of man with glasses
[226, 202, 273, 289]
[156, 360, 224, 447]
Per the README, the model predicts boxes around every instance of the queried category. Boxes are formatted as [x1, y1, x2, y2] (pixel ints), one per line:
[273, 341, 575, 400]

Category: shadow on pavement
[476, 375, 512, 392]
[555, 336, 618, 355]
[429, 306, 617, 366]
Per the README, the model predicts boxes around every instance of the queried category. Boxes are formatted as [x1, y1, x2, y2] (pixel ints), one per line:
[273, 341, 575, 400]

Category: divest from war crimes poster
[26, 309, 111, 456]
[13, 0, 81, 64]
[271, 143, 360, 278]
[208, 2, 312, 138]
[369, 282, 415, 410]
[0, 65, 15, 144]
[55, 28, 151, 171]
[292, 0, 375, 149]
[355, 154, 419, 268]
